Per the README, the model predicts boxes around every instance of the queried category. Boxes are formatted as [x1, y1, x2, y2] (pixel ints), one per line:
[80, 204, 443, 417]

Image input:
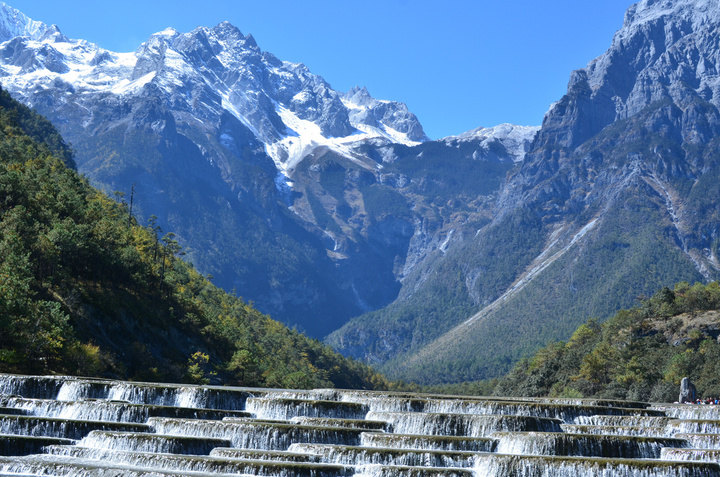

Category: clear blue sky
[8, 0, 634, 139]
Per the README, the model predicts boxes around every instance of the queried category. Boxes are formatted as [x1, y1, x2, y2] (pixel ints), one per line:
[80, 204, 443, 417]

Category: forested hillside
[0, 86, 396, 390]
[490, 282, 720, 402]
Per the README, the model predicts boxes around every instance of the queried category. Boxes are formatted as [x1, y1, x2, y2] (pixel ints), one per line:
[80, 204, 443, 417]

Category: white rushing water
[2, 373, 720, 476]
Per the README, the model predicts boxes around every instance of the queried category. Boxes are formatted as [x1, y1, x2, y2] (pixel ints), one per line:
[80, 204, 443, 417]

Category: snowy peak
[442, 123, 540, 163]
[345, 86, 374, 107]
[342, 86, 428, 145]
[0, 8, 432, 187]
[0, 2, 60, 42]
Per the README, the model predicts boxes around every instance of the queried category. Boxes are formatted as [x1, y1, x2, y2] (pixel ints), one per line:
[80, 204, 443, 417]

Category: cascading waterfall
[56, 379, 110, 401]
[573, 415, 671, 427]
[147, 416, 364, 450]
[360, 432, 498, 452]
[474, 454, 720, 477]
[42, 446, 353, 476]
[652, 405, 720, 420]
[493, 431, 685, 458]
[288, 443, 479, 467]
[561, 423, 668, 437]
[353, 464, 474, 477]
[0, 396, 251, 423]
[668, 419, 720, 434]
[662, 447, 720, 462]
[246, 397, 369, 420]
[0, 375, 65, 399]
[291, 416, 390, 431]
[77, 430, 231, 455]
[0, 414, 149, 439]
[365, 411, 563, 437]
[2, 373, 720, 476]
[676, 433, 720, 450]
[209, 447, 323, 462]
[419, 399, 659, 423]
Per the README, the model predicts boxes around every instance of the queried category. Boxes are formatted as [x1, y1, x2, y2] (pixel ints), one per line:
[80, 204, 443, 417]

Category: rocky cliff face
[351, 0, 720, 384]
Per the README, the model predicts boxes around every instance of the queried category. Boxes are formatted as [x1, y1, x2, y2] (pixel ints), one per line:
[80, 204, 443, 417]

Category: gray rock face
[333, 0, 720, 384]
[679, 377, 697, 403]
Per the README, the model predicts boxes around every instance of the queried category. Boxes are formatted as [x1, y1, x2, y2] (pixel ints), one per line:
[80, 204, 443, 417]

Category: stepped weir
[1, 374, 720, 475]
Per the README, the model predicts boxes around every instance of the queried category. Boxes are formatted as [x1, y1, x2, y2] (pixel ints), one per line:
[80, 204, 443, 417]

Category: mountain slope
[0, 2, 537, 339]
[493, 281, 720, 402]
[332, 0, 720, 383]
[0, 85, 396, 390]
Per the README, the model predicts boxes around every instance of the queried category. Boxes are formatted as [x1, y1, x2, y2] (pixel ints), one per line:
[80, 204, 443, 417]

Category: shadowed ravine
[1, 374, 720, 476]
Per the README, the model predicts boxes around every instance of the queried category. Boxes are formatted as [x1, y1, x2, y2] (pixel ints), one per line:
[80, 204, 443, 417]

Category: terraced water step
[0, 414, 150, 439]
[0, 375, 67, 399]
[0, 434, 74, 456]
[220, 416, 291, 425]
[365, 411, 563, 437]
[65, 380, 260, 410]
[77, 429, 235, 455]
[493, 431, 686, 458]
[508, 397, 650, 410]
[651, 405, 720, 420]
[0, 374, 263, 410]
[668, 419, 720, 434]
[291, 416, 391, 431]
[676, 433, 720, 449]
[289, 442, 479, 467]
[662, 447, 720, 462]
[282, 388, 648, 410]
[364, 398, 661, 422]
[147, 416, 366, 449]
[359, 432, 498, 452]
[0, 396, 251, 422]
[43, 446, 353, 476]
[561, 424, 668, 437]
[209, 447, 323, 462]
[572, 415, 672, 427]
[473, 453, 720, 476]
[246, 397, 369, 420]
[353, 464, 474, 477]
[3, 373, 720, 476]
[0, 455, 269, 477]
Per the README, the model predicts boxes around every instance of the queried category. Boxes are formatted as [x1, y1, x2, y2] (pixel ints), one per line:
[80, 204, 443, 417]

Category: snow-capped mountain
[342, 86, 428, 145]
[442, 123, 539, 163]
[0, 3, 426, 191]
[0, 2, 57, 42]
[0, 2, 532, 338]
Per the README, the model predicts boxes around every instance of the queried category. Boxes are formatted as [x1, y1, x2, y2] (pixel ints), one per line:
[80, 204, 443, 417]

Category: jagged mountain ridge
[0, 2, 536, 338]
[346, 0, 720, 384]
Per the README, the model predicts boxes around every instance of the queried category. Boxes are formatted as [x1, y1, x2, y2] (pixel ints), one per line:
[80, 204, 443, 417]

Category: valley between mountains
[1, 0, 720, 386]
